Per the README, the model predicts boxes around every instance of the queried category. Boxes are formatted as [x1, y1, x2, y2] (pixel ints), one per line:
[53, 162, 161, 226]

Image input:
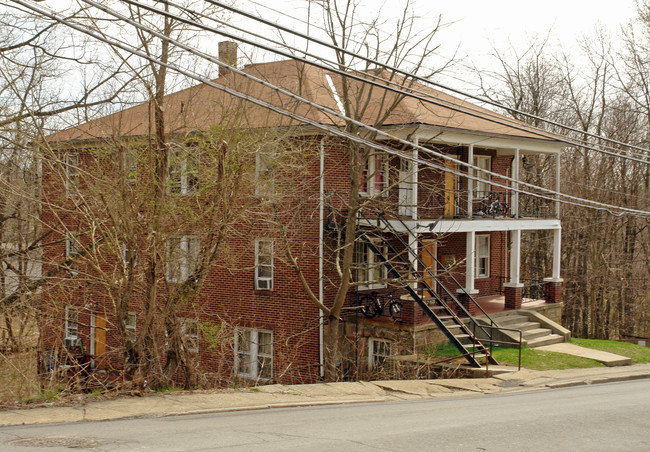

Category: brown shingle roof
[47, 59, 558, 144]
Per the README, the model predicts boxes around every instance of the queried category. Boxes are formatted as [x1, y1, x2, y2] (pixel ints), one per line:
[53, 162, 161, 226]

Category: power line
[229, 0, 650, 160]
[11, 0, 650, 217]
[117, 0, 650, 167]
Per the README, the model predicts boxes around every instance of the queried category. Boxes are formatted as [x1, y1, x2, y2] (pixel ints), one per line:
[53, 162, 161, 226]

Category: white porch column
[460, 230, 477, 294]
[503, 229, 524, 309]
[555, 153, 561, 218]
[409, 230, 419, 289]
[509, 229, 522, 285]
[467, 145, 474, 218]
[412, 137, 418, 220]
[513, 149, 520, 218]
[551, 227, 562, 280]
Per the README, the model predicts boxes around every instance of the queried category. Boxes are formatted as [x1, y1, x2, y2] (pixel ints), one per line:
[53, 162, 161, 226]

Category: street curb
[546, 372, 650, 389]
[163, 398, 388, 418]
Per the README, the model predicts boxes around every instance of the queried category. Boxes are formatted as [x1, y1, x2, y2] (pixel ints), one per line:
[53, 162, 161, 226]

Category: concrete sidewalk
[1, 363, 649, 427]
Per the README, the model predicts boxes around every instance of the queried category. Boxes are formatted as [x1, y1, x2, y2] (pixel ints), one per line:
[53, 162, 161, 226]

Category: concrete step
[495, 315, 530, 326]
[523, 328, 553, 340]
[499, 321, 540, 333]
[527, 334, 565, 348]
[516, 321, 542, 332]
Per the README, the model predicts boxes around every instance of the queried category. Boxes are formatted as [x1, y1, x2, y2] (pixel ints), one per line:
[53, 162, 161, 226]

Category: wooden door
[420, 240, 437, 296]
[444, 160, 458, 217]
[93, 313, 107, 368]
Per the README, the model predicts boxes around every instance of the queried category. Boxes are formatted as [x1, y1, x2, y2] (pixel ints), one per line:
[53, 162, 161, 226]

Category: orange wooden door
[420, 240, 437, 296]
[444, 160, 458, 217]
[94, 313, 107, 368]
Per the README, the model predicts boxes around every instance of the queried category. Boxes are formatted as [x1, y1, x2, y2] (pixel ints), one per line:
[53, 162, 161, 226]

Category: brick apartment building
[40, 49, 564, 385]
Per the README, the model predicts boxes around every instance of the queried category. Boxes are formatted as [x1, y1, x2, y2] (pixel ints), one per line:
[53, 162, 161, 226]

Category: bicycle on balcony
[358, 291, 403, 320]
[476, 191, 509, 217]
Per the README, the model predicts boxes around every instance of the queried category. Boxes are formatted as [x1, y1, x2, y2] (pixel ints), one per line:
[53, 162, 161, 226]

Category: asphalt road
[1, 379, 649, 451]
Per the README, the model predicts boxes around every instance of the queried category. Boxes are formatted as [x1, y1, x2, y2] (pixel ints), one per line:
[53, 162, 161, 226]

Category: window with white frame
[473, 155, 491, 197]
[65, 306, 79, 347]
[255, 239, 273, 290]
[124, 148, 138, 183]
[368, 338, 391, 370]
[357, 239, 387, 290]
[475, 234, 490, 278]
[255, 146, 275, 197]
[66, 153, 79, 196]
[181, 318, 199, 352]
[359, 151, 388, 196]
[235, 328, 273, 380]
[66, 233, 80, 274]
[167, 236, 200, 282]
[122, 242, 137, 267]
[124, 312, 136, 342]
[169, 145, 199, 195]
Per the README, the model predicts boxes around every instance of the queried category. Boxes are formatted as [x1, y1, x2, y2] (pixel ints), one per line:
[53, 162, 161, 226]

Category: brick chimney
[218, 41, 238, 78]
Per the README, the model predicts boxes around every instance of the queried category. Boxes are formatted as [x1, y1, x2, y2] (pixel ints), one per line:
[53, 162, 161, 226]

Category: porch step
[517, 321, 542, 332]
[495, 315, 529, 326]
[527, 334, 565, 348]
[523, 328, 553, 341]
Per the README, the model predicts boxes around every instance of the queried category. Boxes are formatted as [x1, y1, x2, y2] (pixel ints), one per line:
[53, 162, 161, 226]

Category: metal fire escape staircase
[357, 212, 500, 368]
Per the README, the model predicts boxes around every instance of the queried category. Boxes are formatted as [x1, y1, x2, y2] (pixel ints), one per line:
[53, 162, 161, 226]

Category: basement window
[235, 328, 273, 380]
[368, 338, 391, 370]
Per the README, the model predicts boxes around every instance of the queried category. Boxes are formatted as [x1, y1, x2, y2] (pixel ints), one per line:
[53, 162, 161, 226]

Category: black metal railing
[497, 276, 546, 301]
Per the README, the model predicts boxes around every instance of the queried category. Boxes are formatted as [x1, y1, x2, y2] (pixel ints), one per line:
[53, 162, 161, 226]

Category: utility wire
[226, 0, 650, 159]
[11, 0, 650, 217]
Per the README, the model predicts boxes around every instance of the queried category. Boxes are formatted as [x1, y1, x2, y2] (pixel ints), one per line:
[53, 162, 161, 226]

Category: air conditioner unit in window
[257, 278, 272, 290]
[64, 338, 82, 349]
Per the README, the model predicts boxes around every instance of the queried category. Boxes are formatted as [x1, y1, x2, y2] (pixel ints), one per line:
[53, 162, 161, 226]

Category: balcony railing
[497, 276, 546, 300]
[325, 189, 557, 225]
[417, 190, 556, 220]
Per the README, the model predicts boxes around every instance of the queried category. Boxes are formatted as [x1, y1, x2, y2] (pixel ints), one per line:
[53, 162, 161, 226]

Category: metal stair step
[523, 328, 553, 340]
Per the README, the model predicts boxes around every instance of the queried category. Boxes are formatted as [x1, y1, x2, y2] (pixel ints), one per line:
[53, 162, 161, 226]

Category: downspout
[319, 137, 325, 378]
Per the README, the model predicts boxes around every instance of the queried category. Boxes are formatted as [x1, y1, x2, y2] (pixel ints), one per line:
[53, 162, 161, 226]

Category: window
[475, 234, 490, 278]
[169, 145, 199, 195]
[368, 338, 391, 370]
[123, 242, 137, 267]
[65, 306, 79, 347]
[66, 233, 80, 274]
[167, 236, 200, 282]
[360, 152, 388, 196]
[66, 153, 79, 196]
[181, 319, 199, 352]
[255, 239, 273, 290]
[235, 328, 273, 380]
[124, 148, 138, 183]
[357, 239, 387, 290]
[125, 312, 136, 342]
[255, 146, 274, 197]
[473, 155, 491, 197]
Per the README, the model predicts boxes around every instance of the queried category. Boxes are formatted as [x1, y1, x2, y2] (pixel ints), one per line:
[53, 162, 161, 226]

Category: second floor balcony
[415, 189, 558, 220]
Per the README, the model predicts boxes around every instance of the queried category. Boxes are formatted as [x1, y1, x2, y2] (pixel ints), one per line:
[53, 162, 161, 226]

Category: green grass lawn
[426, 342, 604, 370]
[570, 338, 650, 363]
[426, 338, 650, 371]
[491, 346, 604, 370]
